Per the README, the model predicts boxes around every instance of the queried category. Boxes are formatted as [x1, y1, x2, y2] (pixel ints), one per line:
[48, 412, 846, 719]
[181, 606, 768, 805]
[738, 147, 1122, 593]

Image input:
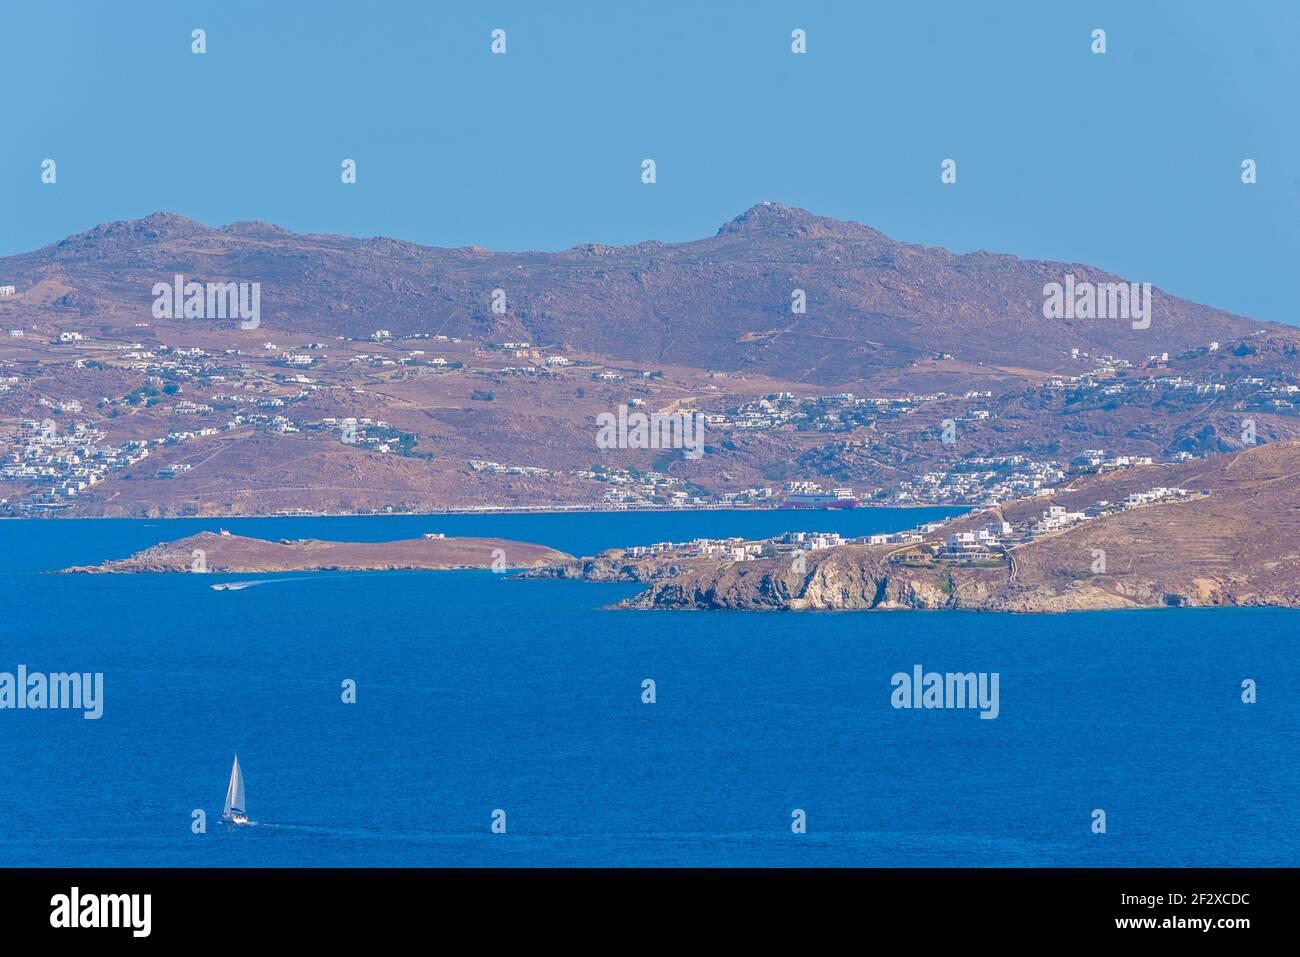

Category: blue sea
[0, 509, 1296, 867]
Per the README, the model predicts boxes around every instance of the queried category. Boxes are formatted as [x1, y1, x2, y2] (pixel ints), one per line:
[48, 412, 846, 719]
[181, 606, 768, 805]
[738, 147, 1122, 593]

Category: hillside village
[0, 312, 1293, 516]
[607, 483, 1198, 570]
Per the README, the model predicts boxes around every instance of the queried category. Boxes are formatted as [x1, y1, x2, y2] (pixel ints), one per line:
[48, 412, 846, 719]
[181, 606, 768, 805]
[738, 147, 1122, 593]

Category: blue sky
[2, 0, 1296, 325]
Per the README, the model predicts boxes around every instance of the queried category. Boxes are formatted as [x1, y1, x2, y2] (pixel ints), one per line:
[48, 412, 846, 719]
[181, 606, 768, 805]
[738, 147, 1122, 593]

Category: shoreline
[0, 502, 973, 521]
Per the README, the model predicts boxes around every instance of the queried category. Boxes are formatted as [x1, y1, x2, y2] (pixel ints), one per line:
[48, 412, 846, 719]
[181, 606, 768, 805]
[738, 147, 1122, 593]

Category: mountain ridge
[2, 204, 1275, 385]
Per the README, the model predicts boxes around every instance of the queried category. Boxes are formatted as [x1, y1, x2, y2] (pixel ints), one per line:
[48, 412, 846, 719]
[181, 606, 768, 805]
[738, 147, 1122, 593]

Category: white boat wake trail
[211, 576, 318, 591]
[245, 821, 408, 839]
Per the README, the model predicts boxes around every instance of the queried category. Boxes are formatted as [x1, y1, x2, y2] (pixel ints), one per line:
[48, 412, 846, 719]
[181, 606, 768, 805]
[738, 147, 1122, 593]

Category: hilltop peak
[716, 202, 882, 241]
[56, 211, 210, 249]
[719, 201, 813, 230]
[138, 210, 205, 228]
[109, 211, 209, 235]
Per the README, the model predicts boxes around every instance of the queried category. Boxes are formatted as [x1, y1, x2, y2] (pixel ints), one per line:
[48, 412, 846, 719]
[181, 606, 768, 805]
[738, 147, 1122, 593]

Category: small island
[62, 531, 572, 574]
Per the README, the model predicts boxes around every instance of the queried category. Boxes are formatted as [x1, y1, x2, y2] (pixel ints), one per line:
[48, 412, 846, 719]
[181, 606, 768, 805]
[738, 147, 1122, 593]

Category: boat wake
[211, 576, 316, 591]
[239, 820, 424, 840]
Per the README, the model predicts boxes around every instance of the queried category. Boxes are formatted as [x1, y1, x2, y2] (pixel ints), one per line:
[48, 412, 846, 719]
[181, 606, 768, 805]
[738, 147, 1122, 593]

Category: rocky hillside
[0, 204, 1270, 384]
[617, 441, 1300, 612]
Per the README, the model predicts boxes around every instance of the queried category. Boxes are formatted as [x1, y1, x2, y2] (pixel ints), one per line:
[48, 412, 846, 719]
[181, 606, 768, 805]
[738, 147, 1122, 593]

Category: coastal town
[0, 310, 1292, 516]
[615, 483, 1199, 568]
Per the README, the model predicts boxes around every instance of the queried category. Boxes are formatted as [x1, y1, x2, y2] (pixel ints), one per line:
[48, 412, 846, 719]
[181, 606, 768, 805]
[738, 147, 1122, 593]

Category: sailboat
[222, 754, 250, 825]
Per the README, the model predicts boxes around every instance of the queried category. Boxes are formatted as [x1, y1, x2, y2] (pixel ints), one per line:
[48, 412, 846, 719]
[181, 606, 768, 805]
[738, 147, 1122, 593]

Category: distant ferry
[785, 490, 858, 510]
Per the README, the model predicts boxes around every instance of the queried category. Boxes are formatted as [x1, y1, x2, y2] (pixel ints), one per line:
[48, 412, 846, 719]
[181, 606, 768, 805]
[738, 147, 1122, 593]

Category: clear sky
[2, 0, 1296, 325]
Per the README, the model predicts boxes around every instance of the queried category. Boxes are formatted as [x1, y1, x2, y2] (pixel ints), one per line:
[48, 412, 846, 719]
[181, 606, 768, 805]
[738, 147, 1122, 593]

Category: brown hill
[0, 204, 1269, 384]
[62, 531, 571, 573]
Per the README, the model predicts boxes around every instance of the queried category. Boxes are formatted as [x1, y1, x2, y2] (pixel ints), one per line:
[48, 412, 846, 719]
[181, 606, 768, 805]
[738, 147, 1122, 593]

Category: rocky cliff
[614, 441, 1300, 612]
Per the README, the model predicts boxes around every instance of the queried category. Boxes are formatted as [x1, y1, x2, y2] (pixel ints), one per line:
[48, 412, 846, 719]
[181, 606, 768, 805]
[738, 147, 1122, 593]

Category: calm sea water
[0, 509, 1296, 867]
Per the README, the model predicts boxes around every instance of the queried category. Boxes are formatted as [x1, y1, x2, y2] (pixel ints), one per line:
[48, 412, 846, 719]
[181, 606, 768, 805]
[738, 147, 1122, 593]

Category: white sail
[222, 754, 245, 818]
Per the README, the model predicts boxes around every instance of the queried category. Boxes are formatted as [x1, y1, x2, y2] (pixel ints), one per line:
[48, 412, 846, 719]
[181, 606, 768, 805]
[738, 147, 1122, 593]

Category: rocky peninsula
[537, 442, 1300, 613]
